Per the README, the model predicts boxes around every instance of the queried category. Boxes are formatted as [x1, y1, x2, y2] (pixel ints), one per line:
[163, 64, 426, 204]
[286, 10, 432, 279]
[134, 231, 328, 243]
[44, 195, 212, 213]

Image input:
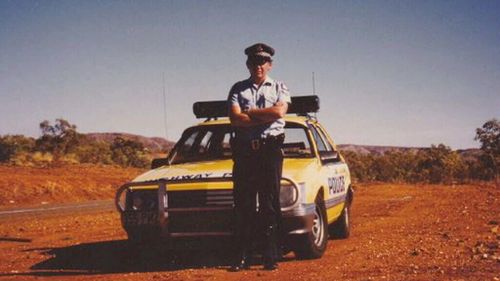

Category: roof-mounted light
[193, 95, 320, 119]
[288, 95, 320, 116]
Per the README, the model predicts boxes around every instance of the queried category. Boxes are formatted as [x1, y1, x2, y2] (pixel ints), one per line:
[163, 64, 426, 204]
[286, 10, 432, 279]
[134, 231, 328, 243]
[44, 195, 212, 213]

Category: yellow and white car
[115, 95, 353, 259]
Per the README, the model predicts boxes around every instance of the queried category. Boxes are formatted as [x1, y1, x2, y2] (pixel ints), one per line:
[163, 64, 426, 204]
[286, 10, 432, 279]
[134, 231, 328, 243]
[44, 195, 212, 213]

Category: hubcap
[312, 206, 324, 246]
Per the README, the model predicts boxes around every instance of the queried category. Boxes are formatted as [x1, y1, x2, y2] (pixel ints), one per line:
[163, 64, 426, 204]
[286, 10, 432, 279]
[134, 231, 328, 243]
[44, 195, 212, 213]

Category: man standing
[228, 43, 291, 271]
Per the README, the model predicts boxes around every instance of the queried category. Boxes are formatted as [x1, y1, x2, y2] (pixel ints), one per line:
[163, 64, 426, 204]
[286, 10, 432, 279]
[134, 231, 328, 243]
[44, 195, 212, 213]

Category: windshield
[168, 123, 313, 164]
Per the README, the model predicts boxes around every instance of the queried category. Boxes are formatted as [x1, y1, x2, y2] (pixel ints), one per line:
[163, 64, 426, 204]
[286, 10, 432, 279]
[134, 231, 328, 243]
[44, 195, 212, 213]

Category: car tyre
[294, 195, 328, 259]
[329, 201, 350, 239]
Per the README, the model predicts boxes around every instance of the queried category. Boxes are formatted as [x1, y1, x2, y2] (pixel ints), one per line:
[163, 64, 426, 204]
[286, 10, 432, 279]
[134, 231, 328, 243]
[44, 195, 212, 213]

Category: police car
[115, 95, 353, 259]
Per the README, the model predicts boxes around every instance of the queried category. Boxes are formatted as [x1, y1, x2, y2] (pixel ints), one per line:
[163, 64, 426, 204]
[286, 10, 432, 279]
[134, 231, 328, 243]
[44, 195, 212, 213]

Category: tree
[415, 144, 465, 184]
[111, 137, 149, 167]
[342, 151, 376, 182]
[75, 141, 113, 164]
[474, 119, 500, 181]
[0, 135, 35, 162]
[35, 119, 83, 159]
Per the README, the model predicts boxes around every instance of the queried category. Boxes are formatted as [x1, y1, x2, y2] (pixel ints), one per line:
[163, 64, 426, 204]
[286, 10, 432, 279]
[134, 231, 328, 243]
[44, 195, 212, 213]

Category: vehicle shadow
[2, 239, 294, 277]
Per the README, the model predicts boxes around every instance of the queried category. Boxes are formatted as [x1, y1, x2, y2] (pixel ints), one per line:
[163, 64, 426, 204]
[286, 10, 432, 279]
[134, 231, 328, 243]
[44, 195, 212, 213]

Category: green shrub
[111, 137, 149, 168]
[0, 135, 35, 162]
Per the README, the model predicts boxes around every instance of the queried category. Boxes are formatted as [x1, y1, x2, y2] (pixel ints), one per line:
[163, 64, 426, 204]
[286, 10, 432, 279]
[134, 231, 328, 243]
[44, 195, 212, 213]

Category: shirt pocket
[264, 93, 278, 106]
[239, 93, 254, 110]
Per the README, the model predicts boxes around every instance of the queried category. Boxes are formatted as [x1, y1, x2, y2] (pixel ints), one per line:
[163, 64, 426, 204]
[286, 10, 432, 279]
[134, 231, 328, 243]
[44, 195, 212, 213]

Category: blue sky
[1, 0, 498, 149]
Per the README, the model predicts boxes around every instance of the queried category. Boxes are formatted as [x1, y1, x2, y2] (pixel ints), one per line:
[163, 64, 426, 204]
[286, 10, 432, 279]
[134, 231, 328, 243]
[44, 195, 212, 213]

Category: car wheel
[294, 196, 328, 259]
[329, 202, 350, 239]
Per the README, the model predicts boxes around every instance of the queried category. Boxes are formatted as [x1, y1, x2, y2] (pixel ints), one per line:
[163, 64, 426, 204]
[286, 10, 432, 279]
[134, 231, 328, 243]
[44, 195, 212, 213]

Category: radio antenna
[312, 72, 318, 118]
[312, 72, 316, 94]
[162, 72, 168, 140]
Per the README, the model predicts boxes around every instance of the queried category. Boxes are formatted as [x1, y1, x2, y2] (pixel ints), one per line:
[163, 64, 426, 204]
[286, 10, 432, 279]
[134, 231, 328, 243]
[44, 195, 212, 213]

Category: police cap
[244, 43, 275, 59]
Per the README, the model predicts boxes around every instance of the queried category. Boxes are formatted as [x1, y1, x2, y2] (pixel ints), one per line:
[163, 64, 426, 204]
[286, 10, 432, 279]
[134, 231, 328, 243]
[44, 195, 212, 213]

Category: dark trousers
[231, 136, 284, 262]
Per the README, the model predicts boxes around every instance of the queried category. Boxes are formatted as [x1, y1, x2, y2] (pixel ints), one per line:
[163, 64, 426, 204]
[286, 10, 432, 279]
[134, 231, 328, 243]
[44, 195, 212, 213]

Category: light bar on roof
[193, 95, 320, 119]
[193, 100, 227, 119]
[288, 95, 320, 115]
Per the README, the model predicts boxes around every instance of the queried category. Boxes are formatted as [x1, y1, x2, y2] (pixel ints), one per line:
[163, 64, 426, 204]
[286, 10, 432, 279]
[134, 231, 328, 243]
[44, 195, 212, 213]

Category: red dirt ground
[0, 164, 143, 206]
[0, 165, 498, 280]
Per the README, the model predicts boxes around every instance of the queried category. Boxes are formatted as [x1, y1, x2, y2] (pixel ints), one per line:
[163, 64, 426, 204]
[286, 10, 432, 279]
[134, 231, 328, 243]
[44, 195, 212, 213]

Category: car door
[309, 123, 348, 222]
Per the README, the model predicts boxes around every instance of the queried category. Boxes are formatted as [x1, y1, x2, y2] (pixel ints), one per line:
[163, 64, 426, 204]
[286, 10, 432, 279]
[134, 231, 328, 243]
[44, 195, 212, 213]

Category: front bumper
[282, 203, 316, 235]
[115, 178, 316, 239]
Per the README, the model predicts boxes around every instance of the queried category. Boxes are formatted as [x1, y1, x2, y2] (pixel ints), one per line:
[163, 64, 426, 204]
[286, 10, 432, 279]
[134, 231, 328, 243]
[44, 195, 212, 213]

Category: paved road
[0, 200, 115, 221]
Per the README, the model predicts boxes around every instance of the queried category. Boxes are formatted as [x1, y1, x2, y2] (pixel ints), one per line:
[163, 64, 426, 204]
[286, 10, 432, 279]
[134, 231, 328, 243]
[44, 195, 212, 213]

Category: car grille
[167, 189, 234, 234]
[124, 189, 234, 234]
[168, 190, 234, 209]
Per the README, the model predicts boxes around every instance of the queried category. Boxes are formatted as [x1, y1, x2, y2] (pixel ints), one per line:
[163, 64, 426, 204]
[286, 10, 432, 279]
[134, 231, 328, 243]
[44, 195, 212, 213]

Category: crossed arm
[229, 101, 289, 127]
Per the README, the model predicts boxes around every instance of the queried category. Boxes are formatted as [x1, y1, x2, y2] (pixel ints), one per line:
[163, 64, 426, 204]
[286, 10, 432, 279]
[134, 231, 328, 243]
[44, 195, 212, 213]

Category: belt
[249, 134, 284, 151]
[232, 134, 285, 153]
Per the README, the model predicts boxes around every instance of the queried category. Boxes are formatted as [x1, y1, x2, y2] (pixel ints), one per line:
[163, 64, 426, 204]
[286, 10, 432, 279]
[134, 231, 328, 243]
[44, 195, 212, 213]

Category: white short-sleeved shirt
[228, 76, 291, 140]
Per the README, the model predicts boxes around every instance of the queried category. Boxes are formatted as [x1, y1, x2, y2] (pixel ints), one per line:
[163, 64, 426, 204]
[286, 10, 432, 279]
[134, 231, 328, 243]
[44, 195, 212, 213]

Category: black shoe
[263, 261, 278, 271]
[263, 255, 278, 271]
[229, 258, 251, 272]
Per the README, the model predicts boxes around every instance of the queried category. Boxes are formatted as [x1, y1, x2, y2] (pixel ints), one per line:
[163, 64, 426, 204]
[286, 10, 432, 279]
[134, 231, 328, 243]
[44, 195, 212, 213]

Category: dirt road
[0, 183, 498, 281]
[0, 200, 114, 221]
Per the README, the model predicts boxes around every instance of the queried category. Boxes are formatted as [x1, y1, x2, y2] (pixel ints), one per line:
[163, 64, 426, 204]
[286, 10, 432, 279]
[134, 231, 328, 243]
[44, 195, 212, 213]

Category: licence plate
[123, 211, 158, 226]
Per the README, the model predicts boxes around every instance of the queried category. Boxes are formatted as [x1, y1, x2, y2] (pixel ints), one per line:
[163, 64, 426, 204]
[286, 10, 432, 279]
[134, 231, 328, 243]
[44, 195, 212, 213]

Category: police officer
[228, 43, 291, 271]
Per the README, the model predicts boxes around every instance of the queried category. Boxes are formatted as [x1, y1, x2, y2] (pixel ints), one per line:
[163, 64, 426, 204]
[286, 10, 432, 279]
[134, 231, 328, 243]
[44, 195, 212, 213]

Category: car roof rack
[193, 95, 320, 121]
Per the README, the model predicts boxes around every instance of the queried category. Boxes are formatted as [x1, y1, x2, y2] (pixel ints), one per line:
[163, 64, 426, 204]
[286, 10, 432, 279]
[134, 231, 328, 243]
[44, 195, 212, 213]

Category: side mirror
[151, 158, 169, 169]
[320, 151, 340, 163]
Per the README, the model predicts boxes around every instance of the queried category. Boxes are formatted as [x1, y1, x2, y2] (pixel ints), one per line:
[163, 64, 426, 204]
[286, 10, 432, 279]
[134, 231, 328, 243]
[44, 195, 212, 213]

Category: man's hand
[247, 101, 288, 122]
[229, 105, 270, 127]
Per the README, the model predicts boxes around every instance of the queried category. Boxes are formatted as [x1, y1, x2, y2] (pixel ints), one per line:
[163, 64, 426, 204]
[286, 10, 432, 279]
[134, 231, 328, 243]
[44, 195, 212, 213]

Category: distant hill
[86, 132, 175, 152]
[85, 133, 480, 156]
[337, 144, 422, 155]
[456, 148, 483, 160]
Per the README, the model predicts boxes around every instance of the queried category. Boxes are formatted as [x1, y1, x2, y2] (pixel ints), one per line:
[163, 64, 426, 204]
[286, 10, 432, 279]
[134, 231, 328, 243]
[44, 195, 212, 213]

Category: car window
[310, 125, 330, 152]
[282, 125, 314, 158]
[180, 130, 199, 153]
[170, 127, 232, 164]
[169, 123, 314, 164]
[314, 124, 334, 151]
[222, 132, 232, 157]
[198, 131, 213, 154]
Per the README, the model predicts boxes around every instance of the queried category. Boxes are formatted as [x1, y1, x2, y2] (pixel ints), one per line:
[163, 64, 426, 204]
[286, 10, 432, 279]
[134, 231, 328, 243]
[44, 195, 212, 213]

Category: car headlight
[127, 189, 157, 211]
[115, 186, 128, 212]
[132, 196, 143, 210]
[280, 182, 299, 208]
